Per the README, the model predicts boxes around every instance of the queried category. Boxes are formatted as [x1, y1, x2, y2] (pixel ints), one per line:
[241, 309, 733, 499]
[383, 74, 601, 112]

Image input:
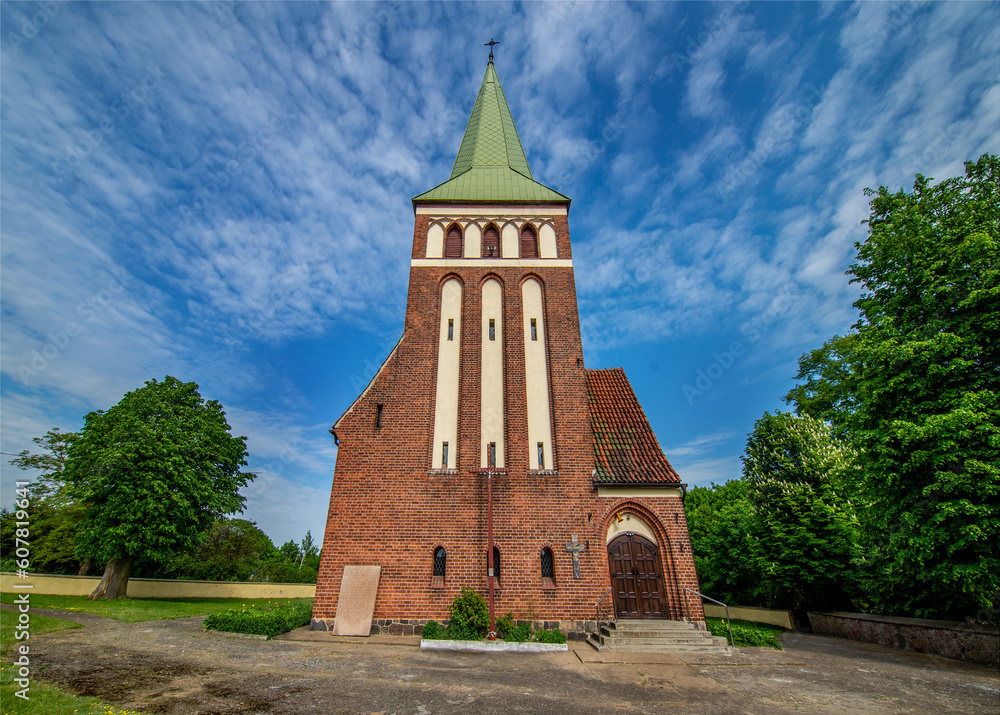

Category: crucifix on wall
[565, 534, 587, 579]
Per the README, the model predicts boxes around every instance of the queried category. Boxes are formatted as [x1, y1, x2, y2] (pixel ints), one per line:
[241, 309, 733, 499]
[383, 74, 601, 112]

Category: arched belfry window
[541, 547, 555, 588]
[445, 225, 463, 258]
[432, 547, 446, 588]
[482, 224, 500, 258]
[520, 224, 538, 258]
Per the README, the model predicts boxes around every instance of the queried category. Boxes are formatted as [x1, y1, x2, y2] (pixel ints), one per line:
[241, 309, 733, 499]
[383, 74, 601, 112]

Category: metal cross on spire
[485, 38, 500, 63]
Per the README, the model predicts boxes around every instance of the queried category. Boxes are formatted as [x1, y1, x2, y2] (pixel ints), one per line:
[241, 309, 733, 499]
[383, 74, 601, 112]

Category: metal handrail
[683, 588, 734, 647]
[594, 587, 615, 632]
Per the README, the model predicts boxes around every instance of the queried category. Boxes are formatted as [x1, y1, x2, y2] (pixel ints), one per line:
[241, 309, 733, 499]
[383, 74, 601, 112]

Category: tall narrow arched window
[541, 547, 555, 588]
[519, 224, 538, 258]
[487, 546, 501, 586]
[432, 547, 446, 588]
[445, 225, 463, 258]
[482, 224, 500, 258]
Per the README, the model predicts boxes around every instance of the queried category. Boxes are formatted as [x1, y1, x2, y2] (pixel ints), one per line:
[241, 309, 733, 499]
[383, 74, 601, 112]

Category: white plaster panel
[539, 224, 557, 258]
[501, 224, 519, 258]
[426, 223, 444, 259]
[480, 279, 505, 468]
[464, 223, 481, 258]
[431, 279, 462, 468]
[416, 206, 568, 216]
[605, 512, 658, 545]
[521, 279, 553, 469]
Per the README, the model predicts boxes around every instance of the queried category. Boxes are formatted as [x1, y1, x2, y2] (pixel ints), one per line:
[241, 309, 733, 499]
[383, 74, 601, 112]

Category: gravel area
[6, 605, 998, 714]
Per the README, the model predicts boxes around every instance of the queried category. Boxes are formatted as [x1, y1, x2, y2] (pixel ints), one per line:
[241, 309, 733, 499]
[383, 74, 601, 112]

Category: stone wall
[0, 572, 316, 599]
[809, 611, 998, 668]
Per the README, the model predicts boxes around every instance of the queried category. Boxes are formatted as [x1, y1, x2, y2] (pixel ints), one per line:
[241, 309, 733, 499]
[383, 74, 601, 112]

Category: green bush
[706, 617, 783, 649]
[534, 627, 566, 644]
[421, 620, 443, 640]
[506, 622, 531, 642]
[445, 588, 488, 640]
[496, 612, 515, 638]
[203, 600, 312, 638]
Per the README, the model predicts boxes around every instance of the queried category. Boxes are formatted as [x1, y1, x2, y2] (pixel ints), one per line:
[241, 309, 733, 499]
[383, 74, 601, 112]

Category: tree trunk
[77, 557, 92, 576]
[89, 556, 134, 600]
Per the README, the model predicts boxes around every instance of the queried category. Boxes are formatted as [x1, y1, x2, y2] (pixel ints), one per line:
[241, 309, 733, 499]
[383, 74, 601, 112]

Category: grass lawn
[1, 609, 141, 714]
[707, 616, 785, 649]
[0, 593, 312, 623]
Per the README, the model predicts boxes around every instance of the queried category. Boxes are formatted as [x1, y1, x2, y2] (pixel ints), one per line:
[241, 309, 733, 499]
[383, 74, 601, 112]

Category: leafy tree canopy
[786, 155, 999, 619]
[64, 376, 252, 598]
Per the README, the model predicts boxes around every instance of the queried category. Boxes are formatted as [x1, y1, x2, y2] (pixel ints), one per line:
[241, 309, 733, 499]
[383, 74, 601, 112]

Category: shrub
[534, 627, 566, 644]
[444, 611, 481, 640]
[505, 622, 531, 642]
[496, 612, 515, 638]
[706, 618, 783, 650]
[203, 600, 312, 638]
[421, 620, 444, 640]
[446, 588, 488, 639]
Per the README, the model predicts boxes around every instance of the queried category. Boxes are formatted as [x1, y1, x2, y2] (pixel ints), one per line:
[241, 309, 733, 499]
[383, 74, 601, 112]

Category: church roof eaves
[586, 368, 681, 486]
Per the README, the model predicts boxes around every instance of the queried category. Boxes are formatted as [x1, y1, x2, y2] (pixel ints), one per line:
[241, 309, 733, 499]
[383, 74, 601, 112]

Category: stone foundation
[809, 611, 999, 669]
[311, 617, 598, 641]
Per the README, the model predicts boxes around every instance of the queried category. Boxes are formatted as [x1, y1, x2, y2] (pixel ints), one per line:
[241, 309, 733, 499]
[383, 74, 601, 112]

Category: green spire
[450, 62, 532, 179]
[414, 62, 569, 205]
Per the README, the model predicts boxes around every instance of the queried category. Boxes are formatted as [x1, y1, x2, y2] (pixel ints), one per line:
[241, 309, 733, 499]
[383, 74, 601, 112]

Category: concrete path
[8, 605, 999, 714]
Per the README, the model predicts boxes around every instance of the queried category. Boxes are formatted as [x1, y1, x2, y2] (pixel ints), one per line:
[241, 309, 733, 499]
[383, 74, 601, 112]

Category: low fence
[0, 572, 316, 600]
[703, 604, 794, 630]
[809, 611, 999, 669]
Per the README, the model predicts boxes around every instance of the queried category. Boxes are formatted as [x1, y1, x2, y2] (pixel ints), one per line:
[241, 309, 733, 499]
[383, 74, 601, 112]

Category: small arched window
[445, 225, 463, 258]
[482, 224, 500, 258]
[432, 547, 446, 588]
[519, 224, 538, 258]
[487, 546, 501, 586]
[541, 547, 555, 588]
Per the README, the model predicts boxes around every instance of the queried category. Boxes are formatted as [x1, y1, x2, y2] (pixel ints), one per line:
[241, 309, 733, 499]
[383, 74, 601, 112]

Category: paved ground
[7, 605, 999, 714]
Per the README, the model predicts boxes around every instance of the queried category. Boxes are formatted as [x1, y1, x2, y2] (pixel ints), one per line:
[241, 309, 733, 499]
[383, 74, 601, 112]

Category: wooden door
[608, 533, 667, 619]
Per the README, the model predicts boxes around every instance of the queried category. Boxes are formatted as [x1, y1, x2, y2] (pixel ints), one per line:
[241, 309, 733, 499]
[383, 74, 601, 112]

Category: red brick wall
[314, 206, 704, 626]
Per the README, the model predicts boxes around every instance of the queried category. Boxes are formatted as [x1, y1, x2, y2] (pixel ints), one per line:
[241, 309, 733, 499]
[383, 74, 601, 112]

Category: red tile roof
[586, 368, 681, 485]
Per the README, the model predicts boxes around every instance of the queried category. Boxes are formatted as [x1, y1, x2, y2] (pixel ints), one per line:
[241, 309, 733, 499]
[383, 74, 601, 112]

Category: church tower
[313, 55, 705, 638]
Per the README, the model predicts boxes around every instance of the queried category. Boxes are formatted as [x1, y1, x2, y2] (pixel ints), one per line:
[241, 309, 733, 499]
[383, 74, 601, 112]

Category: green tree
[64, 376, 252, 599]
[786, 155, 999, 619]
[167, 518, 277, 582]
[846, 155, 999, 619]
[3, 429, 94, 575]
[683, 480, 758, 606]
[742, 412, 860, 616]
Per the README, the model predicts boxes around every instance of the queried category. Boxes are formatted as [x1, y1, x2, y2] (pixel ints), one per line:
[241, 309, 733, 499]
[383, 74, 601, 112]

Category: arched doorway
[608, 533, 667, 619]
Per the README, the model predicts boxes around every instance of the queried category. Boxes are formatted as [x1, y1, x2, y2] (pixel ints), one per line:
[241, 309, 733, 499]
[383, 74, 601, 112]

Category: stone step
[602, 626, 703, 638]
[597, 636, 715, 647]
[597, 643, 733, 653]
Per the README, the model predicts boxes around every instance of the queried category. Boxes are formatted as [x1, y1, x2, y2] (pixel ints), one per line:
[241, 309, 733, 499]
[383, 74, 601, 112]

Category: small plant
[534, 627, 566, 644]
[421, 620, 444, 640]
[505, 622, 531, 642]
[203, 600, 312, 638]
[496, 611, 515, 638]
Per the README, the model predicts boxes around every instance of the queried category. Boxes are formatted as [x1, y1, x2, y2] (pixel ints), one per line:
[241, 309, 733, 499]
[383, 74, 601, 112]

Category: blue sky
[2, 1, 997, 548]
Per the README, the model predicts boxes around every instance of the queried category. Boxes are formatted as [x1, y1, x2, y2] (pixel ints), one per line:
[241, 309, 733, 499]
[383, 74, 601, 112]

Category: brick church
[312, 54, 705, 639]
